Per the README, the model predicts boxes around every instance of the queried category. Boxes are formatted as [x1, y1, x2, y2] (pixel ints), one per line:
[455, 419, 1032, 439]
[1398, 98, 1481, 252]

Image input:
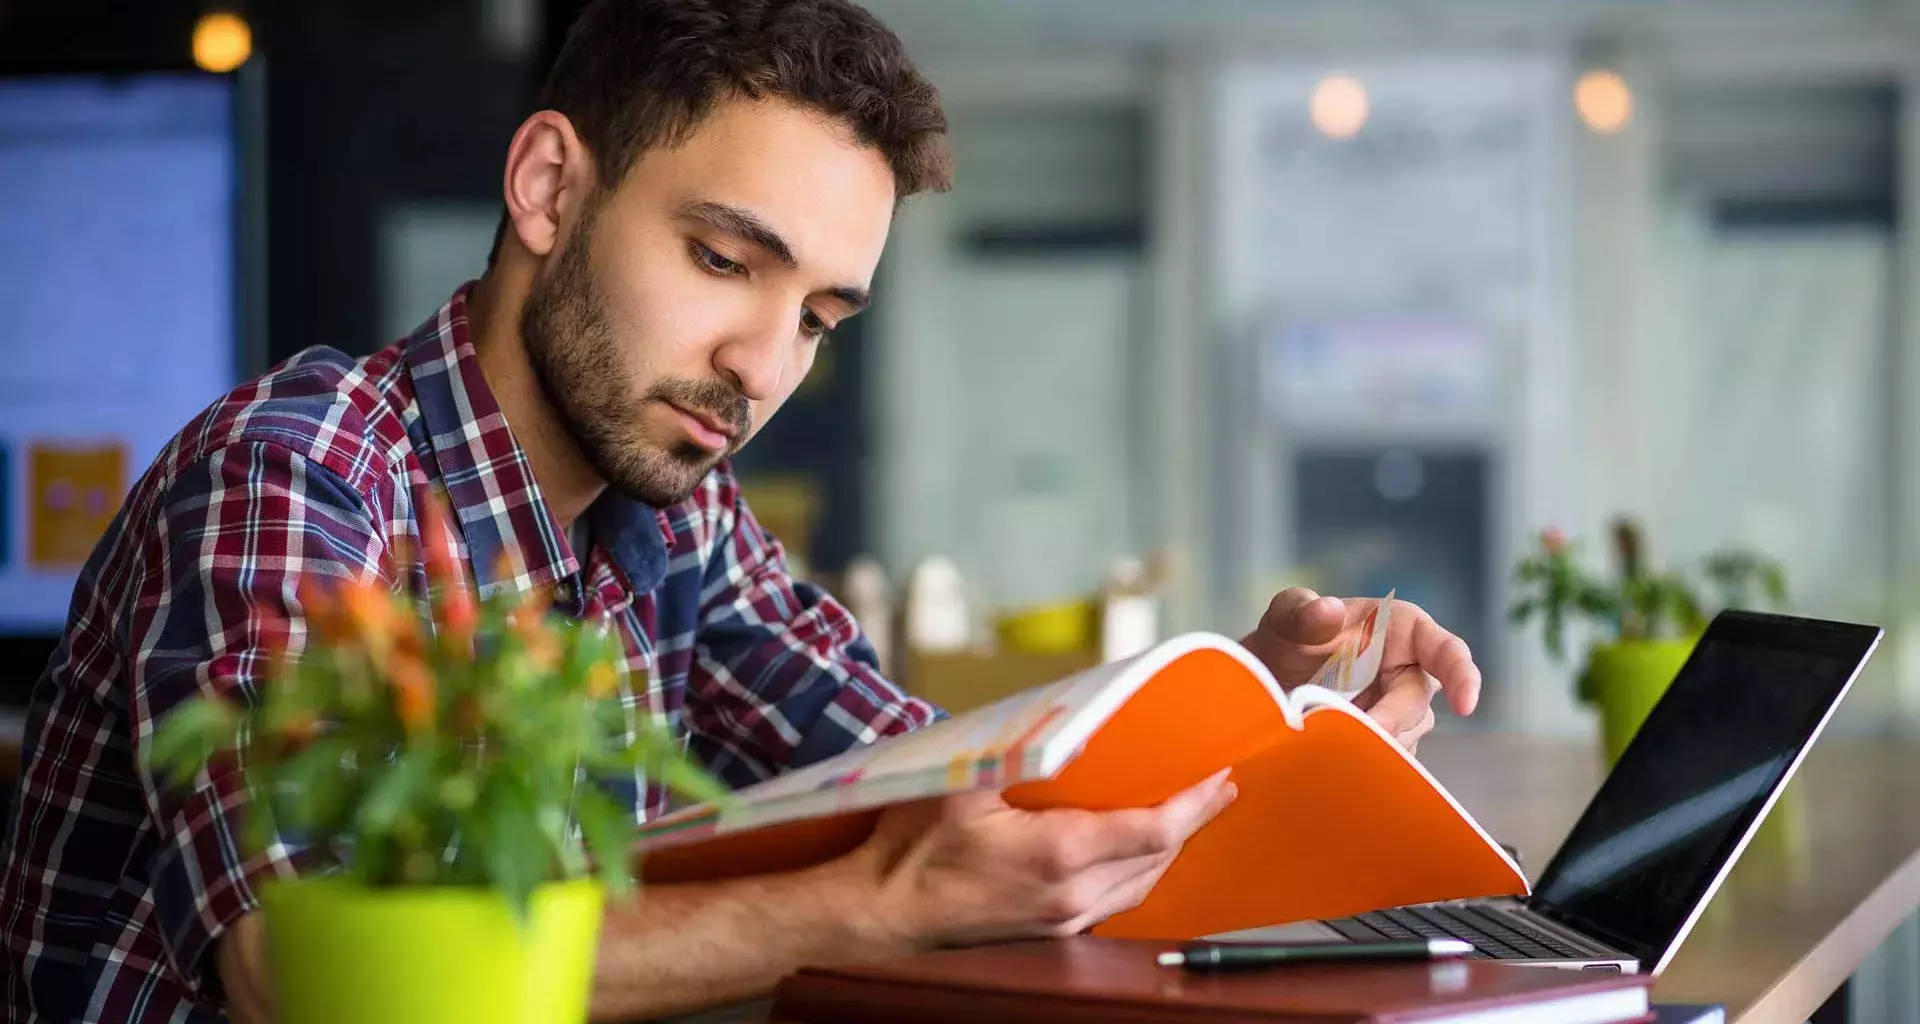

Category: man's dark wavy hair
[489, 0, 952, 264]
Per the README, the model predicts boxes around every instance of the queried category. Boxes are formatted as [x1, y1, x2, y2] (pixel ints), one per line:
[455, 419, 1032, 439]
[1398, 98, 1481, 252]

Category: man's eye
[800, 308, 831, 340]
[690, 241, 744, 276]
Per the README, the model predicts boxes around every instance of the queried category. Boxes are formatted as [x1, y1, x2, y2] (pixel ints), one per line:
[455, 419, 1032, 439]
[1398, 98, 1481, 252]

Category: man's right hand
[852, 769, 1238, 949]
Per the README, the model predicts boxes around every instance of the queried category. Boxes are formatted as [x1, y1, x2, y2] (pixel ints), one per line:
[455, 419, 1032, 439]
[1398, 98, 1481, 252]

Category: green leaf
[1669, 583, 1706, 636]
[478, 769, 546, 924]
[1543, 605, 1565, 662]
[241, 798, 277, 858]
[353, 830, 397, 887]
[273, 736, 352, 831]
[146, 699, 241, 783]
[645, 750, 734, 807]
[359, 744, 439, 835]
[1763, 566, 1788, 606]
[572, 784, 637, 898]
[302, 759, 358, 847]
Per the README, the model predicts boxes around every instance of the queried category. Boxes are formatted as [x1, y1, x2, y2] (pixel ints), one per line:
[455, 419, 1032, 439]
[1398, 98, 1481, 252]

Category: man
[0, 1, 1480, 1021]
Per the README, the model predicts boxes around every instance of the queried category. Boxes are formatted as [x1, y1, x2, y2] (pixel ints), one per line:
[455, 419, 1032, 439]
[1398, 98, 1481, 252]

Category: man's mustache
[647, 379, 751, 437]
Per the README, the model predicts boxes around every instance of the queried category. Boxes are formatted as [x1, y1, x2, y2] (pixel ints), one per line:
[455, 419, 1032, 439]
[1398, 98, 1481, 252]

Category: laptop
[1215, 610, 1883, 975]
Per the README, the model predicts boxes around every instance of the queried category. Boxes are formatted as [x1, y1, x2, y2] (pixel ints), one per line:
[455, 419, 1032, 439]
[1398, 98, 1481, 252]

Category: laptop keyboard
[1327, 906, 1596, 961]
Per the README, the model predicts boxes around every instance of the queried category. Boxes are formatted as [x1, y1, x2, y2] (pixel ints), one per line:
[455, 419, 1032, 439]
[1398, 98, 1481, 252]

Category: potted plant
[148, 494, 730, 1024]
[1509, 517, 1787, 764]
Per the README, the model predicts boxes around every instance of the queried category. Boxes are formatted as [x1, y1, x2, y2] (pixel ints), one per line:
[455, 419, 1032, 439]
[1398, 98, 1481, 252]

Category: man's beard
[520, 204, 752, 509]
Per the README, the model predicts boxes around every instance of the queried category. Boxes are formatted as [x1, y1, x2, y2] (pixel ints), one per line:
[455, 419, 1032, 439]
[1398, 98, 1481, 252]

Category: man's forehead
[615, 106, 895, 281]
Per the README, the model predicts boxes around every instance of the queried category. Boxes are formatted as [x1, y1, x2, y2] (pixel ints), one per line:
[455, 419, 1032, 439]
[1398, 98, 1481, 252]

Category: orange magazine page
[636, 633, 1527, 938]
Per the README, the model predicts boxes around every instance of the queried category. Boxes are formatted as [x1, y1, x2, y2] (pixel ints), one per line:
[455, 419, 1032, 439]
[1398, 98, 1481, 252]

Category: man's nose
[710, 309, 792, 403]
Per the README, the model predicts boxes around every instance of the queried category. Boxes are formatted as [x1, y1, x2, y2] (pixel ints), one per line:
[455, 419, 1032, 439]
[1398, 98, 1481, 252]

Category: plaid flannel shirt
[0, 285, 938, 1023]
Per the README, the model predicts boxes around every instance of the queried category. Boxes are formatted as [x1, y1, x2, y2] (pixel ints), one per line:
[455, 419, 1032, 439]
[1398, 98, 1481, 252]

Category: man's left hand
[1240, 588, 1482, 752]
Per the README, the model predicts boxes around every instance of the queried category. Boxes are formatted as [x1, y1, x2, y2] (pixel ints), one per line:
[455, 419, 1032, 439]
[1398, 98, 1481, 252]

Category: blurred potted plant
[1510, 517, 1787, 764]
[148, 494, 729, 1024]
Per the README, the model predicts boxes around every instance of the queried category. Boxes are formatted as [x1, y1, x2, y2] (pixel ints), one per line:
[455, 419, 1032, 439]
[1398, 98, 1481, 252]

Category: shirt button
[554, 580, 576, 603]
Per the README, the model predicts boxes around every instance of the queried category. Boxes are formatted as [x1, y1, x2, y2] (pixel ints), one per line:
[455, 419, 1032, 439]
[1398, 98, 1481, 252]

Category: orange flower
[387, 536, 415, 587]
[418, 489, 461, 574]
[298, 579, 344, 644]
[418, 487, 469, 595]
[509, 595, 548, 637]
[281, 711, 321, 745]
[394, 598, 425, 649]
[413, 487, 479, 649]
[439, 585, 477, 652]
[507, 588, 559, 670]
[585, 661, 619, 699]
[340, 577, 395, 653]
[1542, 527, 1568, 555]
[493, 548, 527, 587]
[387, 654, 436, 733]
[525, 631, 561, 673]
[256, 605, 291, 661]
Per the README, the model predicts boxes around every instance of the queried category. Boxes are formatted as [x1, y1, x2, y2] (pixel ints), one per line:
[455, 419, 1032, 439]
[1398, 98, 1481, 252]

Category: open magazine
[636, 597, 1527, 939]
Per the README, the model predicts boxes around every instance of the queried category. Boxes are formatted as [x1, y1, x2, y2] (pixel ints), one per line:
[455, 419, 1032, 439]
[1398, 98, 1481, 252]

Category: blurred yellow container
[264, 876, 603, 1024]
[995, 599, 1097, 655]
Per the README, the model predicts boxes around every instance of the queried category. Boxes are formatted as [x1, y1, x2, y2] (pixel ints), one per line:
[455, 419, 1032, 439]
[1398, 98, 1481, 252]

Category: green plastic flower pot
[1584, 636, 1807, 877]
[262, 877, 604, 1024]
[1583, 639, 1697, 766]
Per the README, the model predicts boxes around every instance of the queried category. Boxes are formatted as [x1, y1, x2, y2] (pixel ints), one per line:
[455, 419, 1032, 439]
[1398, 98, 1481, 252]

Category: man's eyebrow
[829, 286, 870, 313]
[679, 199, 871, 312]
[679, 200, 796, 269]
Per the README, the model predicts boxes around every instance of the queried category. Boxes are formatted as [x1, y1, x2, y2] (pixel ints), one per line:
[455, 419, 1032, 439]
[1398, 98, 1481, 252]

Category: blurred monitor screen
[0, 72, 238, 636]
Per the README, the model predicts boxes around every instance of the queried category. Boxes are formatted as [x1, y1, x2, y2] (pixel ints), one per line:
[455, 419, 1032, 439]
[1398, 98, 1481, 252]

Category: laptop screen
[1528, 612, 1880, 970]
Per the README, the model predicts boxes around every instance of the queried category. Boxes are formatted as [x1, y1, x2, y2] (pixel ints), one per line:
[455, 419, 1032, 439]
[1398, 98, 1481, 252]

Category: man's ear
[500, 110, 595, 260]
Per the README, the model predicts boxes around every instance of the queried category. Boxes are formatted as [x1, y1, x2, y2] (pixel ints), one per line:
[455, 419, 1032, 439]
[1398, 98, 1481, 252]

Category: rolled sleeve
[134, 441, 383, 994]
[686, 493, 939, 788]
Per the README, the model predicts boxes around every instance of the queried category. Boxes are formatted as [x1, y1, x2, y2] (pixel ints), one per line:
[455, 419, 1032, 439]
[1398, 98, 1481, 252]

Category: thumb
[1254, 588, 1346, 648]
[1242, 589, 1349, 686]
[1162, 767, 1238, 838]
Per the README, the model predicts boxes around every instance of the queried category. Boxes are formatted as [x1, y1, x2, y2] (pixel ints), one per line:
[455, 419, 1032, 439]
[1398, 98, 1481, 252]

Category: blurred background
[0, 0, 1919, 1009]
[9, 0, 1912, 727]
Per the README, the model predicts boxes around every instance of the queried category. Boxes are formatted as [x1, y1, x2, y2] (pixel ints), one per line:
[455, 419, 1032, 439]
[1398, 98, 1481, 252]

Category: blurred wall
[876, 102, 1151, 609]
[865, 0, 1920, 739]
[261, 2, 531, 365]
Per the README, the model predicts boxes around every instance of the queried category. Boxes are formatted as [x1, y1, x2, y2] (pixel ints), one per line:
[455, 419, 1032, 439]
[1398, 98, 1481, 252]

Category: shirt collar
[402, 283, 673, 601]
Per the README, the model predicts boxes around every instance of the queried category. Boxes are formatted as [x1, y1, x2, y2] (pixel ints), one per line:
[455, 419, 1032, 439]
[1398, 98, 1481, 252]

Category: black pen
[1157, 938, 1474, 971]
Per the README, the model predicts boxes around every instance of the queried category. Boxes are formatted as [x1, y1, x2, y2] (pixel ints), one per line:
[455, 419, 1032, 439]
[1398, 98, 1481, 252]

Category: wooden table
[1417, 732, 1920, 1024]
[643, 731, 1920, 1024]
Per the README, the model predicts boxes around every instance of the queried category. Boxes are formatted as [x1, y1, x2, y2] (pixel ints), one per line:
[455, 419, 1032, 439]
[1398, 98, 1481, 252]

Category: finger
[1061, 773, 1237, 928]
[1397, 705, 1438, 752]
[1079, 768, 1235, 866]
[1050, 775, 1239, 935]
[1398, 605, 1481, 716]
[1045, 767, 1235, 876]
[1262, 588, 1346, 646]
[1350, 671, 1386, 711]
[1363, 670, 1436, 738]
[1243, 589, 1349, 682]
[1059, 849, 1180, 935]
[1154, 768, 1239, 846]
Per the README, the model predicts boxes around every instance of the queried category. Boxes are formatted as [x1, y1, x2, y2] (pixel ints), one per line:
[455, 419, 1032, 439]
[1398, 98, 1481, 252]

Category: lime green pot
[1582, 639, 1697, 766]
[262, 877, 604, 1024]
